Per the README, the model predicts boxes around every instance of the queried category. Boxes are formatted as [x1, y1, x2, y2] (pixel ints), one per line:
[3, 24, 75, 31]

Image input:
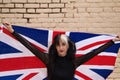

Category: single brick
[10, 9, 26, 13]
[11, 0, 27, 3]
[24, 4, 39, 8]
[49, 3, 65, 8]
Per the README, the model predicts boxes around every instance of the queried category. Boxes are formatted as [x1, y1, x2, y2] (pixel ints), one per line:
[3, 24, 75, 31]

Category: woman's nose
[59, 45, 63, 49]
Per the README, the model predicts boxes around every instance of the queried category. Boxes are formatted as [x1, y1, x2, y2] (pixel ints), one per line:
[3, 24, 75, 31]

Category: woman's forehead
[59, 39, 67, 43]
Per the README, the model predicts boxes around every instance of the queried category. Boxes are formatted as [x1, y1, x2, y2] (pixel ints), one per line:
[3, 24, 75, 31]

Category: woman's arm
[3, 23, 49, 65]
[74, 39, 119, 68]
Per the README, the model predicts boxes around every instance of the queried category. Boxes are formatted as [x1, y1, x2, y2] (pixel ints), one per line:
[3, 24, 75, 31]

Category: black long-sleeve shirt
[12, 31, 114, 80]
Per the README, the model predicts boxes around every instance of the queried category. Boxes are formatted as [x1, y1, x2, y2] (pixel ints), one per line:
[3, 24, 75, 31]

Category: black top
[52, 56, 75, 80]
[12, 31, 114, 80]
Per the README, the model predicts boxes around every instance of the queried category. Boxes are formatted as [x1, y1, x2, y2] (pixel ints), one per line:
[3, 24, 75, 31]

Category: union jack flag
[0, 25, 120, 80]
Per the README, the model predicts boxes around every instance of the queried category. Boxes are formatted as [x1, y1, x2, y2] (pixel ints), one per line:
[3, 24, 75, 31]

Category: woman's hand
[3, 23, 14, 33]
[113, 35, 120, 42]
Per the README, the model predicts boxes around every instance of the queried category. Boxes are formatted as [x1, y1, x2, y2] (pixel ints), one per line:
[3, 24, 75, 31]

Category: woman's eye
[62, 43, 66, 46]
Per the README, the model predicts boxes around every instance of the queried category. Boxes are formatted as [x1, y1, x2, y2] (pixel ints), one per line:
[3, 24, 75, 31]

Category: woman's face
[56, 39, 69, 57]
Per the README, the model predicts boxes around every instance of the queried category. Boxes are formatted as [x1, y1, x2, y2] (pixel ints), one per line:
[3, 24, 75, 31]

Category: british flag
[0, 25, 120, 80]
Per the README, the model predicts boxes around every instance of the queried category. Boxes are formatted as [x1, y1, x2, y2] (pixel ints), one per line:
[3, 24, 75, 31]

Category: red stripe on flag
[0, 26, 3, 31]
[76, 55, 116, 66]
[23, 73, 38, 80]
[78, 40, 110, 50]
[75, 70, 92, 80]
[3, 28, 16, 39]
[53, 31, 65, 39]
[84, 56, 116, 65]
[0, 57, 46, 72]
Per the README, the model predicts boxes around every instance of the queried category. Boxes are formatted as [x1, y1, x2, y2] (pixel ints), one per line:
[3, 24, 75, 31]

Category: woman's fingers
[113, 35, 120, 42]
[2, 23, 14, 33]
[3, 23, 11, 27]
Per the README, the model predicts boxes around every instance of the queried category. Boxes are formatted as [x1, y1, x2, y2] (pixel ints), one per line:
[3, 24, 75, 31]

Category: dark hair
[47, 34, 76, 80]
[49, 34, 76, 61]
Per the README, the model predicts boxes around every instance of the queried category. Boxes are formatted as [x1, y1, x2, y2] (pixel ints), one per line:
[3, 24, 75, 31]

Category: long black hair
[49, 34, 76, 61]
[47, 34, 76, 80]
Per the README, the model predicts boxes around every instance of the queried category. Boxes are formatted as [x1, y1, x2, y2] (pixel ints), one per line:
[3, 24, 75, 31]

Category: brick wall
[0, 0, 120, 79]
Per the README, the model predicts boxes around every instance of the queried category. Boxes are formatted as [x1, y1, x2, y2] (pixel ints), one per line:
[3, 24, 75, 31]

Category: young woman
[3, 23, 120, 80]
